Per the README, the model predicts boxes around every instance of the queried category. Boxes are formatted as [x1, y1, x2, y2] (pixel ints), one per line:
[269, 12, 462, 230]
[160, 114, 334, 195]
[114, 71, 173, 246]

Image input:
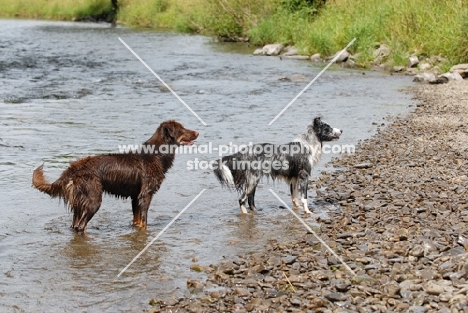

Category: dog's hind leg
[298, 170, 311, 214]
[239, 185, 257, 214]
[239, 174, 260, 213]
[131, 197, 141, 227]
[71, 180, 103, 233]
[247, 186, 257, 211]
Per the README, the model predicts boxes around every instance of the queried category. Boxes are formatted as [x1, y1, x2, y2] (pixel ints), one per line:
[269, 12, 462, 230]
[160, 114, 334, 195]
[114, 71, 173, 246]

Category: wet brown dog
[32, 120, 198, 234]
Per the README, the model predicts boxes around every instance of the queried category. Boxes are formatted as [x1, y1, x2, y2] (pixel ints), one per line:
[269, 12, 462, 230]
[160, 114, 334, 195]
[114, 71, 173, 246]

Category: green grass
[248, 0, 468, 67]
[1, 0, 467, 68]
[117, 0, 276, 36]
[300, 0, 468, 67]
[0, 0, 112, 20]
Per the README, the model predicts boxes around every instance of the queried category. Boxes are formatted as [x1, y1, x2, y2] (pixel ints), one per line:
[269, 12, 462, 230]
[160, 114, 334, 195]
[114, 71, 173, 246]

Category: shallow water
[0, 20, 413, 312]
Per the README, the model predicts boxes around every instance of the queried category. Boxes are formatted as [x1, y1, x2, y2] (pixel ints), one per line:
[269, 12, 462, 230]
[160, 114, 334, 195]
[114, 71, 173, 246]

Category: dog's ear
[313, 117, 322, 127]
[163, 122, 176, 140]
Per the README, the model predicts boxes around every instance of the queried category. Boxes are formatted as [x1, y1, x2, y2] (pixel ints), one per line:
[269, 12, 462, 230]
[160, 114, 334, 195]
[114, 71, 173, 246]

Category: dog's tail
[214, 162, 235, 189]
[32, 164, 64, 198]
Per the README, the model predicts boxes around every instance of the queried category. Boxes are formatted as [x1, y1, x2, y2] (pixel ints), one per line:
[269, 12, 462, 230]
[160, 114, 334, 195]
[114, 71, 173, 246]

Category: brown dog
[32, 120, 198, 233]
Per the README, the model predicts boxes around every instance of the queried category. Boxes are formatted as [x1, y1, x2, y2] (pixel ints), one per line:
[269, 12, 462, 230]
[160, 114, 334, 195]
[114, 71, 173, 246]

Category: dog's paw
[240, 205, 249, 214]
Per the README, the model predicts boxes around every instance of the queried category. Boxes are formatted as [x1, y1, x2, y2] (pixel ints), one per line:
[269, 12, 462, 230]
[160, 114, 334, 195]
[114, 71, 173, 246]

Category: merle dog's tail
[214, 161, 235, 188]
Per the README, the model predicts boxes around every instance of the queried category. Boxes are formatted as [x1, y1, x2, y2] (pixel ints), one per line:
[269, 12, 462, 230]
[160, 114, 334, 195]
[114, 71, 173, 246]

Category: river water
[0, 20, 413, 312]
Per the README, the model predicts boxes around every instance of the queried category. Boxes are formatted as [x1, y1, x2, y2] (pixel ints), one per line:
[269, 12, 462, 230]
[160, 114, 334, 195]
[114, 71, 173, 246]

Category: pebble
[423, 281, 445, 295]
[282, 255, 297, 264]
[324, 292, 348, 302]
[408, 306, 428, 313]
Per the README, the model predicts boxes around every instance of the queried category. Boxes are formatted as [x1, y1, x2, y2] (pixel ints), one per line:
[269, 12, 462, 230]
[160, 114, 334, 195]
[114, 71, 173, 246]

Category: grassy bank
[249, 0, 468, 68]
[116, 0, 277, 37]
[1, 0, 467, 68]
[0, 0, 113, 21]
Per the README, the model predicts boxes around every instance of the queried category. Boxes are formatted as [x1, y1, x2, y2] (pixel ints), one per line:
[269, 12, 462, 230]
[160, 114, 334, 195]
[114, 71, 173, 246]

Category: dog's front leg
[134, 192, 154, 229]
[301, 195, 311, 214]
[290, 183, 300, 208]
[238, 193, 248, 214]
[298, 171, 312, 214]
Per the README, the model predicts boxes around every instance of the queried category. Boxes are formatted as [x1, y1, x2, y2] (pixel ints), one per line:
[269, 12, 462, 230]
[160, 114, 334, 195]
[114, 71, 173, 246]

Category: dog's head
[147, 120, 199, 146]
[311, 117, 342, 142]
[160, 120, 199, 145]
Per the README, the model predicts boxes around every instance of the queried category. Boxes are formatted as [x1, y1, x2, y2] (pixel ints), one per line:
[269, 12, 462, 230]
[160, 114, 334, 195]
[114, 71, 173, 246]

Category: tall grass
[117, 0, 276, 36]
[117, 0, 194, 31]
[248, 0, 468, 67]
[0, 0, 112, 20]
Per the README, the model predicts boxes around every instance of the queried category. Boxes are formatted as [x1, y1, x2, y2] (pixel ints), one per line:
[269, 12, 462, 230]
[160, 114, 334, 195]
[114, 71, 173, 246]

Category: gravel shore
[150, 81, 468, 313]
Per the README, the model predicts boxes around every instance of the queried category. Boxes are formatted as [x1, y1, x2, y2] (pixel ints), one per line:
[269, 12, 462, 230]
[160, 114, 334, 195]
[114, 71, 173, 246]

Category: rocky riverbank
[254, 43, 468, 86]
[149, 81, 468, 312]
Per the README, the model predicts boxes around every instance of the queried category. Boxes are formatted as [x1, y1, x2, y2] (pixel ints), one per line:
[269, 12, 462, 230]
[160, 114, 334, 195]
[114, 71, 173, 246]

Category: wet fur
[214, 117, 342, 214]
[32, 120, 198, 233]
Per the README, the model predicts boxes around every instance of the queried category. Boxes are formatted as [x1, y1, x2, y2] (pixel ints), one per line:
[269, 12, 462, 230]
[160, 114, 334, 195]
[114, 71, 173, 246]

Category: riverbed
[0, 19, 413, 312]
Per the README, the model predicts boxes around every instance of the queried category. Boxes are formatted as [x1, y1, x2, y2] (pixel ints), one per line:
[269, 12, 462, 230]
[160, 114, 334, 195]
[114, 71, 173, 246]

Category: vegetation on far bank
[0, 0, 115, 22]
[1, 0, 468, 69]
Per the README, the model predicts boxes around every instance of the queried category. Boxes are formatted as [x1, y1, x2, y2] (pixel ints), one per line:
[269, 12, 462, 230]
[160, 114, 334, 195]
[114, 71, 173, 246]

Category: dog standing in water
[214, 117, 342, 214]
[33, 120, 198, 233]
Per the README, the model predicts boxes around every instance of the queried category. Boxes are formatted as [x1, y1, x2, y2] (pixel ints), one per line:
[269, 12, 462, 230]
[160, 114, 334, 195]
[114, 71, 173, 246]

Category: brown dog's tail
[32, 164, 63, 198]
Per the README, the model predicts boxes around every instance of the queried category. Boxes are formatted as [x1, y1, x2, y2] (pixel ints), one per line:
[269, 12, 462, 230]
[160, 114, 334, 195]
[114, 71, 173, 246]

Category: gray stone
[410, 246, 425, 257]
[354, 162, 373, 169]
[310, 53, 321, 62]
[407, 55, 419, 68]
[288, 274, 305, 283]
[264, 288, 285, 298]
[282, 46, 298, 56]
[450, 63, 468, 78]
[209, 290, 221, 298]
[187, 279, 204, 290]
[289, 297, 302, 306]
[283, 255, 297, 264]
[413, 72, 436, 83]
[282, 55, 309, 60]
[263, 44, 283, 56]
[408, 306, 427, 313]
[429, 75, 449, 84]
[253, 48, 264, 55]
[420, 63, 431, 71]
[335, 283, 351, 292]
[324, 292, 347, 302]
[373, 44, 391, 58]
[441, 71, 464, 81]
[423, 281, 445, 295]
[328, 49, 350, 63]
[234, 287, 251, 297]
